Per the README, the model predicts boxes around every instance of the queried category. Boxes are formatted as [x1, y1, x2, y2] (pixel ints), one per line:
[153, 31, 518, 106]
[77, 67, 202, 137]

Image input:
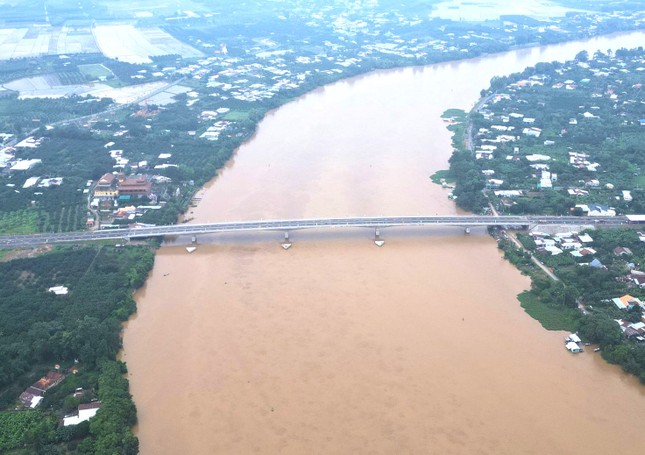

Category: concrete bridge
[0, 215, 629, 249]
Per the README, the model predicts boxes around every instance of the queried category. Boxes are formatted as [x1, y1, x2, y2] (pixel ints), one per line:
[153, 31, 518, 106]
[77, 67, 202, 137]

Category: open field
[144, 84, 192, 105]
[3, 74, 110, 99]
[78, 63, 115, 80]
[89, 81, 194, 104]
[92, 25, 203, 64]
[222, 110, 250, 121]
[3, 73, 188, 104]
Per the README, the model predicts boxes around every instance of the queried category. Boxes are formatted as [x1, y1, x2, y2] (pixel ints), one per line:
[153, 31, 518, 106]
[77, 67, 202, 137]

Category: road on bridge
[0, 215, 628, 249]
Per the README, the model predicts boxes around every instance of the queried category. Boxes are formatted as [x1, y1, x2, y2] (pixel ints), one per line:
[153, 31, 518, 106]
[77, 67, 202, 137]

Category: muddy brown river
[122, 31, 645, 454]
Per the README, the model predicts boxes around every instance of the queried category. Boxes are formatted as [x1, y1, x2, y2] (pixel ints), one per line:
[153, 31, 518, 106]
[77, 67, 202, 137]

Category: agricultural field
[0, 26, 99, 60]
[0, 411, 54, 452]
[0, 22, 201, 63]
[0, 209, 39, 235]
[93, 25, 203, 64]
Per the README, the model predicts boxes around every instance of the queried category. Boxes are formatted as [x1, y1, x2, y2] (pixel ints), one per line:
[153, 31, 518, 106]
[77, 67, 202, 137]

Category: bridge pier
[281, 232, 292, 250]
[374, 228, 385, 247]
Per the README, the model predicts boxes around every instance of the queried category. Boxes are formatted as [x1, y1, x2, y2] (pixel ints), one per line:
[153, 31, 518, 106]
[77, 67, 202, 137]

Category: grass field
[223, 110, 250, 121]
[78, 63, 115, 80]
[518, 290, 580, 332]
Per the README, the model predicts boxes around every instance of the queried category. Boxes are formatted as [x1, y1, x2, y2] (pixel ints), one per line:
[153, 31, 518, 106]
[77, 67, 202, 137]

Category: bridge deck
[0, 215, 628, 249]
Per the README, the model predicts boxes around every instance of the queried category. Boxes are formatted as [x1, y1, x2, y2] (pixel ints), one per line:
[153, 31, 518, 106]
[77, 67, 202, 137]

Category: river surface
[122, 31, 645, 454]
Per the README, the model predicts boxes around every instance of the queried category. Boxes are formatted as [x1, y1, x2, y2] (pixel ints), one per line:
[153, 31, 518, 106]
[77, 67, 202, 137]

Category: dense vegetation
[0, 246, 153, 453]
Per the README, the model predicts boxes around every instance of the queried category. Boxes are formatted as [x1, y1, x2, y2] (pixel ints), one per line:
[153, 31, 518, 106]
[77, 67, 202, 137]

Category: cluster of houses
[0, 136, 44, 171]
[1, 136, 67, 196]
[200, 119, 233, 141]
[103, 138, 178, 172]
[565, 294, 645, 351]
[574, 204, 616, 217]
[565, 333, 584, 353]
[613, 295, 645, 343]
[16, 369, 102, 427]
[471, 48, 644, 211]
[569, 151, 601, 173]
[91, 172, 160, 223]
[89, 171, 173, 225]
[530, 230, 596, 258]
[19, 371, 65, 409]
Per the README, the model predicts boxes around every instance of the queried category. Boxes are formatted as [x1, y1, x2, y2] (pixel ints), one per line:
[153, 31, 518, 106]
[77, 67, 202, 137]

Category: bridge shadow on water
[161, 224, 491, 248]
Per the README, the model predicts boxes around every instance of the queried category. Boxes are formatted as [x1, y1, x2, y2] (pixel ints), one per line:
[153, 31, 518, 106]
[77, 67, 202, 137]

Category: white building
[48, 286, 68, 295]
[63, 402, 102, 426]
[566, 341, 583, 353]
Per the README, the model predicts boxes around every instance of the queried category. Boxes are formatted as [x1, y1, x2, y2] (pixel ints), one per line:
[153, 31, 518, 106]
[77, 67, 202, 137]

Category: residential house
[63, 401, 102, 426]
[575, 204, 616, 217]
[630, 272, 645, 288]
[19, 371, 65, 408]
[613, 247, 633, 256]
[612, 295, 644, 310]
[522, 127, 542, 137]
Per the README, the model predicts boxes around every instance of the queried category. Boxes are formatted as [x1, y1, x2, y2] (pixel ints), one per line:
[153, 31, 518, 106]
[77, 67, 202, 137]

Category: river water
[122, 31, 645, 454]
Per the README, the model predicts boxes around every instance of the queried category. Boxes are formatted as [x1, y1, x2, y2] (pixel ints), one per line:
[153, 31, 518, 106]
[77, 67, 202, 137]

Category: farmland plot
[0, 26, 98, 60]
[93, 25, 203, 64]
